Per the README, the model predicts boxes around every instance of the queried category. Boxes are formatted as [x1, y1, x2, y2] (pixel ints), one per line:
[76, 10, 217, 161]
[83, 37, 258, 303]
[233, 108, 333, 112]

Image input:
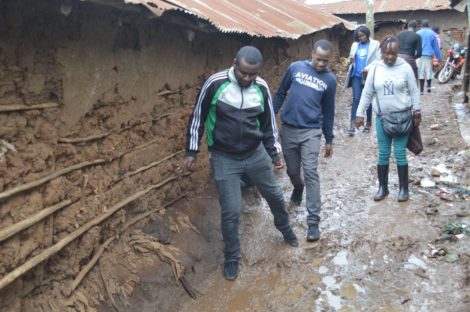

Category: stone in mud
[430, 168, 441, 177]
[424, 207, 439, 215]
[430, 124, 441, 130]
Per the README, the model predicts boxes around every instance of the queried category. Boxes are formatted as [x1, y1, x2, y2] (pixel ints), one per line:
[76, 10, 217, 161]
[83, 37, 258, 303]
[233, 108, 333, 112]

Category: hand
[355, 117, 365, 129]
[413, 110, 422, 127]
[177, 156, 195, 172]
[361, 68, 368, 74]
[324, 144, 333, 158]
[273, 159, 284, 170]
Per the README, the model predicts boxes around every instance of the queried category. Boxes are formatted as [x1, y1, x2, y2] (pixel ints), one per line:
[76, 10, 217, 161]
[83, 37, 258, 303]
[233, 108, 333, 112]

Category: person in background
[397, 20, 422, 79]
[356, 36, 421, 202]
[273, 40, 336, 242]
[432, 26, 442, 49]
[179, 46, 298, 281]
[431, 26, 443, 71]
[347, 25, 381, 136]
[417, 19, 442, 94]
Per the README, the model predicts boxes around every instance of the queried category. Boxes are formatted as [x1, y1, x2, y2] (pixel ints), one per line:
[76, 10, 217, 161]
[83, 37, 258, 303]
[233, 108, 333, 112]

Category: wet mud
[114, 81, 470, 312]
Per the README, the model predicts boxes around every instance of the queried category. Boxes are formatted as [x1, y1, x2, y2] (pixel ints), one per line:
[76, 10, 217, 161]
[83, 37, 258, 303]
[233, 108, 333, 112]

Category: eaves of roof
[123, 0, 355, 39]
[317, 0, 452, 15]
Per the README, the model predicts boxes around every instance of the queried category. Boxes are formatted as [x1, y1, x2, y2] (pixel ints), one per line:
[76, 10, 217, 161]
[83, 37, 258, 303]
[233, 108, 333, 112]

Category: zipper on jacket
[239, 88, 244, 149]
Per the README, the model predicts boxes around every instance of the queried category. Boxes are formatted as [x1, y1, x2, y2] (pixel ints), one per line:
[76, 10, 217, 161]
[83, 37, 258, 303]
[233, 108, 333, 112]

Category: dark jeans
[209, 145, 291, 263]
[351, 76, 372, 124]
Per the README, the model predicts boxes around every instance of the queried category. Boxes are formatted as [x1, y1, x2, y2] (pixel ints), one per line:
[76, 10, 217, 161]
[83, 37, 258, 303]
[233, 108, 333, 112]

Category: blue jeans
[376, 117, 410, 165]
[209, 145, 291, 263]
[351, 76, 372, 124]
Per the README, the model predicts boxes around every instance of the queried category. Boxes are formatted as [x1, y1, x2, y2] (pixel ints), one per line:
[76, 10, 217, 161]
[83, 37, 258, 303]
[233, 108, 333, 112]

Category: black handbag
[407, 124, 423, 155]
[372, 66, 413, 137]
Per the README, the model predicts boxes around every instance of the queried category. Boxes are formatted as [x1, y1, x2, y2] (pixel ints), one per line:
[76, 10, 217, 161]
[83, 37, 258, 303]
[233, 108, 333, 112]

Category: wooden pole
[0, 159, 106, 202]
[0, 175, 183, 292]
[0, 102, 59, 113]
[62, 193, 187, 297]
[366, 0, 375, 38]
[463, 0, 470, 104]
[0, 135, 176, 202]
[125, 150, 184, 178]
[58, 133, 110, 144]
[57, 111, 180, 145]
[0, 199, 72, 242]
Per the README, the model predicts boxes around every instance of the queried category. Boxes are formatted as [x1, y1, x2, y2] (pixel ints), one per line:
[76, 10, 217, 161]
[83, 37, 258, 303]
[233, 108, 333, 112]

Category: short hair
[408, 20, 418, 29]
[354, 25, 371, 41]
[313, 39, 332, 52]
[422, 19, 430, 27]
[235, 46, 263, 65]
[380, 35, 400, 51]
[432, 26, 440, 33]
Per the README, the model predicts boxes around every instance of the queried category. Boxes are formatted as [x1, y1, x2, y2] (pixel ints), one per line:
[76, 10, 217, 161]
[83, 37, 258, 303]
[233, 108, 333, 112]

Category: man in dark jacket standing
[397, 20, 422, 79]
[179, 46, 298, 281]
[274, 40, 336, 242]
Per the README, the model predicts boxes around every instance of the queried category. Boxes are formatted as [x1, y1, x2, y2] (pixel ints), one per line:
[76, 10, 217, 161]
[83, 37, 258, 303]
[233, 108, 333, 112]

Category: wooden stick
[0, 175, 182, 292]
[179, 276, 197, 299]
[126, 150, 184, 178]
[99, 261, 120, 312]
[0, 199, 72, 242]
[0, 102, 59, 113]
[0, 132, 178, 201]
[58, 133, 110, 144]
[62, 193, 187, 297]
[0, 159, 106, 202]
[157, 90, 180, 96]
[57, 111, 180, 145]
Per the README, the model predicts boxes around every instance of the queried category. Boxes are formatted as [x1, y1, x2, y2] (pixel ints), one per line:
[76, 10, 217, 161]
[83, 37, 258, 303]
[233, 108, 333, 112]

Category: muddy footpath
[97, 80, 470, 312]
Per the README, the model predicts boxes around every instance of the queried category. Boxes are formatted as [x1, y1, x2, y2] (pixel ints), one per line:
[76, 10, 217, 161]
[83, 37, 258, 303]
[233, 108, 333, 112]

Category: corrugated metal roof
[124, 0, 354, 38]
[317, 0, 451, 15]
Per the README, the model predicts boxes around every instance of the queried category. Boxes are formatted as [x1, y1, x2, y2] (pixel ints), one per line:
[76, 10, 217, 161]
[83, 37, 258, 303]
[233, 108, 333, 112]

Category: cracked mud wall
[0, 0, 350, 310]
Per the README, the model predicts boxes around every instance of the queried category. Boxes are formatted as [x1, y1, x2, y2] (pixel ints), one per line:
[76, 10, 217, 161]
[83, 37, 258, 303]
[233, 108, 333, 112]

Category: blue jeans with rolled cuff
[351, 76, 372, 124]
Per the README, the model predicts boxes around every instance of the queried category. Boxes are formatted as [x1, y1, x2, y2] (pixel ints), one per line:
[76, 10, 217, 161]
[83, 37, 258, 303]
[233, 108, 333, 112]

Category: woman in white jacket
[347, 26, 381, 135]
[356, 36, 422, 202]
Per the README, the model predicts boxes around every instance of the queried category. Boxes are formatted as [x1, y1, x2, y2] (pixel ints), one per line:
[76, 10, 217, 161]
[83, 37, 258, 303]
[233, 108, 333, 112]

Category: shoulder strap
[372, 65, 382, 115]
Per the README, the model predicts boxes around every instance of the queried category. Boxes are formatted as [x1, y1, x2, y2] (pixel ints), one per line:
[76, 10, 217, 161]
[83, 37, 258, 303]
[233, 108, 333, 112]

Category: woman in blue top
[347, 26, 381, 136]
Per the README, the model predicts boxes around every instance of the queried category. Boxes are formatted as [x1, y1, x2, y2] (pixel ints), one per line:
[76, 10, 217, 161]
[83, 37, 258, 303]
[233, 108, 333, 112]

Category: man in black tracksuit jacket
[179, 46, 297, 281]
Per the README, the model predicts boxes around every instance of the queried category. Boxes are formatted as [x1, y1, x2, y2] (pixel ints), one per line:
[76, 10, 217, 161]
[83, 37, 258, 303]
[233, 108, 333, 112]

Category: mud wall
[0, 0, 350, 310]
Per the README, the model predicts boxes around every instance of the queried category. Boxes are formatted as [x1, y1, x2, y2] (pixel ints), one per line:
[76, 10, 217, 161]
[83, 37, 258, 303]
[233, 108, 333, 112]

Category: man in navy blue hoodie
[274, 39, 336, 242]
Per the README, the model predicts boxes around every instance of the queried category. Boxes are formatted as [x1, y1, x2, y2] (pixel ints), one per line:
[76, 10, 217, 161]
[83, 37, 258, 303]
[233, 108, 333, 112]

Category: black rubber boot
[374, 164, 389, 201]
[419, 79, 425, 94]
[397, 165, 409, 202]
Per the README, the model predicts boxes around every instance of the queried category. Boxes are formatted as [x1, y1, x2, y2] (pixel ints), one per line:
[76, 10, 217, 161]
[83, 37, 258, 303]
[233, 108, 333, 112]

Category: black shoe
[224, 261, 239, 281]
[282, 228, 299, 247]
[427, 88, 431, 93]
[397, 165, 409, 202]
[307, 224, 321, 242]
[290, 185, 304, 206]
[374, 164, 389, 201]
